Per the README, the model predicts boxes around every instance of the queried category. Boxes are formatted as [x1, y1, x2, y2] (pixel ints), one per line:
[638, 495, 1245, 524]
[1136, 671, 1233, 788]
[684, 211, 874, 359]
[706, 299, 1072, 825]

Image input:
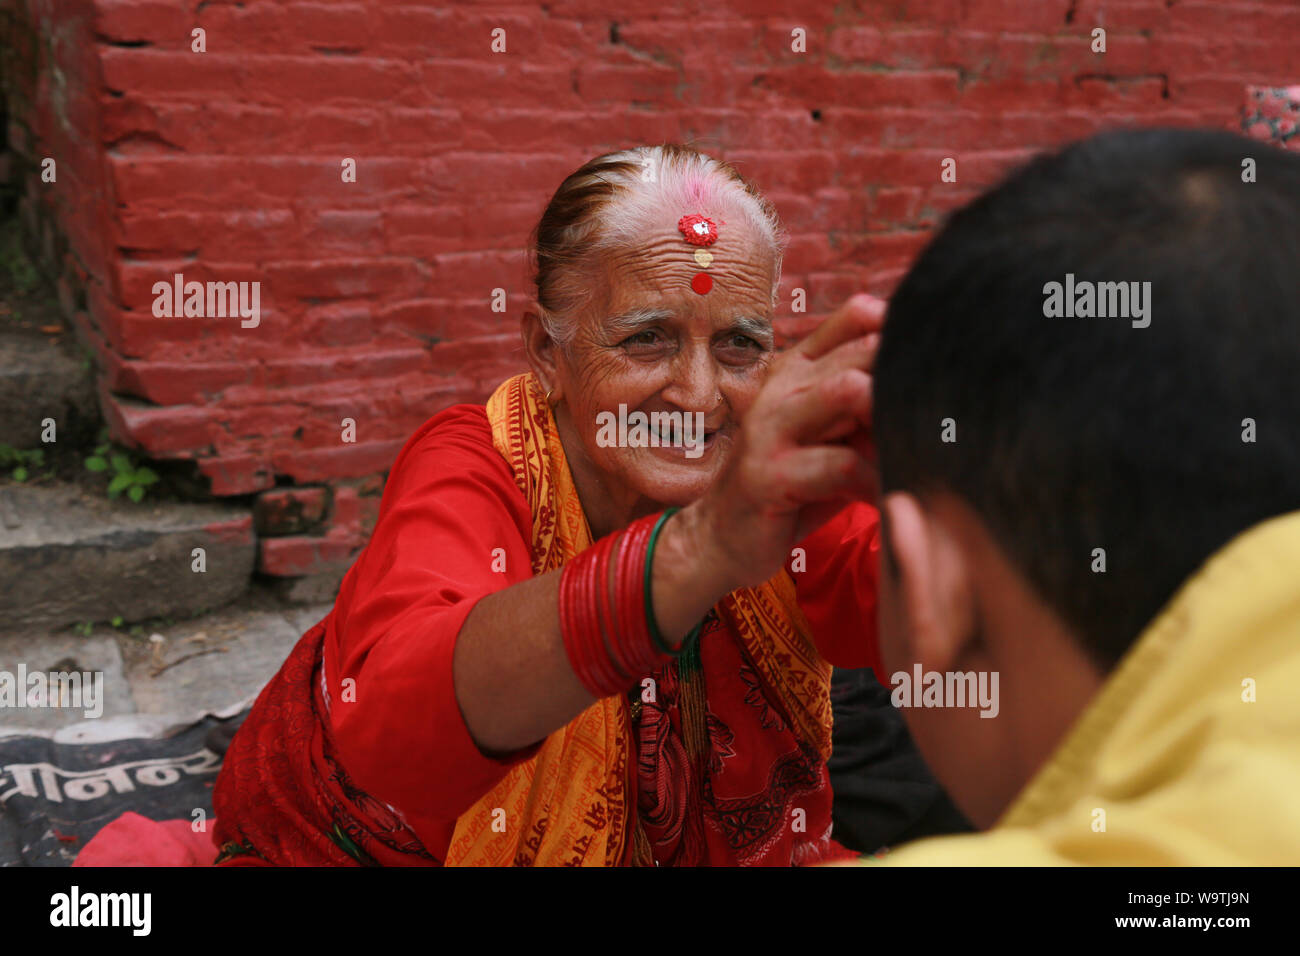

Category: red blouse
[311, 404, 882, 862]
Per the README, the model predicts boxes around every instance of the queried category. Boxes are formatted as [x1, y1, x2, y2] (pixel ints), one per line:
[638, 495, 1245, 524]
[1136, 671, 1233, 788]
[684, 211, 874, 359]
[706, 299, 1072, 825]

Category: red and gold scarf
[444, 373, 831, 866]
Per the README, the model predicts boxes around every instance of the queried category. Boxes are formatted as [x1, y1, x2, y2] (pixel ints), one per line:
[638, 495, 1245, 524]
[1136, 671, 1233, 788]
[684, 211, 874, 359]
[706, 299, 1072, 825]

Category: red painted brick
[576, 64, 680, 103]
[417, 62, 581, 110]
[201, 514, 256, 546]
[198, 456, 275, 496]
[93, 1, 191, 43]
[840, 232, 932, 269]
[282, 3, 373, 51]
[102, 392, 220, 454]
[330, 486, 363, 535]
[264, 258, 426, 301]
[870, 187, 924, 228]
[259, 533, 359, 577]
[100, 51, 243, 97]
[254, 487, 330, 536]
[803, 272, 880, 313]
[959, 0, 1072, 33]
[270, 441, 406, 483]
[756, 67, 962, 110]
[107, 357, 250, 405]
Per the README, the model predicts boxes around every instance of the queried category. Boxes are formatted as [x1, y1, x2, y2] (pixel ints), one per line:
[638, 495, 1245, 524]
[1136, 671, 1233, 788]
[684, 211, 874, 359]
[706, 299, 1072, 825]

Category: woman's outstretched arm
[330, 295, 884, 826]
[454, 294, 886, 753]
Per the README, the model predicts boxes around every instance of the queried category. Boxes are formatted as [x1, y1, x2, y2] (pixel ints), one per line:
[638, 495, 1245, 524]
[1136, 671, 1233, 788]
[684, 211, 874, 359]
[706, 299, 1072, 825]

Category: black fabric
[0, 711, 245, 867]
[828, 667, 973, 854]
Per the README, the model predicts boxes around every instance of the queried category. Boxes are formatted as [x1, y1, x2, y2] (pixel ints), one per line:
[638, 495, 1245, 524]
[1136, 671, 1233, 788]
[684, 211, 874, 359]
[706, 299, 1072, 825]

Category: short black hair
[874, 127, 1300, 669]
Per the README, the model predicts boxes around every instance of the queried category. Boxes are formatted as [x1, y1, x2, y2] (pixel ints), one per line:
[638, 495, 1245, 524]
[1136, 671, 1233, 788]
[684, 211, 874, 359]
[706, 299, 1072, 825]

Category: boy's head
[873, 128, 1300, 828]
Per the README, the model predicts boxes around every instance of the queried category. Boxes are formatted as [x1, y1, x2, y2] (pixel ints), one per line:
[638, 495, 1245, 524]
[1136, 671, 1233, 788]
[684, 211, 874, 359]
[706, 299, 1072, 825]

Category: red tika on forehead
[678, 214, 718, 247]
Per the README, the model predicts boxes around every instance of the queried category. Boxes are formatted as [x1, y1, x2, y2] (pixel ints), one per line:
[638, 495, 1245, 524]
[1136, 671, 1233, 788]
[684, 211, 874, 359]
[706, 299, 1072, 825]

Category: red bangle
[595, 530, 633, 683]
[560, 545, 616, 697]
[613, 517, 659, 674]
[580, 537, 624, 693]
[558, 512, 680, 699]
[558, 551, 588, 689]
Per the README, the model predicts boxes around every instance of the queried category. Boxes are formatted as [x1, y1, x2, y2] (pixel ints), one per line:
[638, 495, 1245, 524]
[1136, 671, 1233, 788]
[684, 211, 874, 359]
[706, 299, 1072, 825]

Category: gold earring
[545, 387, 556, 405]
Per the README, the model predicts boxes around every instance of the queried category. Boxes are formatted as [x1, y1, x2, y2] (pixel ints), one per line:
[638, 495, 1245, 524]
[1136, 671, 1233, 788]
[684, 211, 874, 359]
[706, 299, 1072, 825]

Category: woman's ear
[880, 491, 976, 676]
[521, 302, 563, 403]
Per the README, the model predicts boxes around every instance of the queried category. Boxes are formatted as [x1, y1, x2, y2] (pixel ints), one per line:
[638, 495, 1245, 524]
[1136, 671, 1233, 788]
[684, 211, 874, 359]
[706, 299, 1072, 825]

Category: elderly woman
[212, 144, 887, 866]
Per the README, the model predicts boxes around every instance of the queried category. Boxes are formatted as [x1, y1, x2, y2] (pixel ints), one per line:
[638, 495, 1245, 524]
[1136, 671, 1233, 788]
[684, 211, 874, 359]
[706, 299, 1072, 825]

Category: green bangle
[644, 507, 701, 657]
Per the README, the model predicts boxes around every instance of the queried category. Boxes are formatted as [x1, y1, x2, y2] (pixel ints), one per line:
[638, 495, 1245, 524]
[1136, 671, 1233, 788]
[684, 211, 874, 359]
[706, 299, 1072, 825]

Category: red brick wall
[7, 0, 1296, 576]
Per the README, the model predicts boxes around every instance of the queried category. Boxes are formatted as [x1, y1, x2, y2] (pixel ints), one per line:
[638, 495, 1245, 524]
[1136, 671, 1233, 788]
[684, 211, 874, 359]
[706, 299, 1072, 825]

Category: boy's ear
[521, 303, 563, 402]
[880, 491, 976, 675]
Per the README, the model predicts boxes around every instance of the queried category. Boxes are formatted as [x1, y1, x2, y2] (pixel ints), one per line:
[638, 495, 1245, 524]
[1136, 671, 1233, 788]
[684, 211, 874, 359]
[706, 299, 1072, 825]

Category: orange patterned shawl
[443, 373, 831, 866]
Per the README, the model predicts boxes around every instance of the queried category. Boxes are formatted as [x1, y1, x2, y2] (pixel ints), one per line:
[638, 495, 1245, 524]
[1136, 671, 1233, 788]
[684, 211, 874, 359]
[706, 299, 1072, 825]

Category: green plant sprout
[0, 443, 45, 481]
[85, 443, 159, 502]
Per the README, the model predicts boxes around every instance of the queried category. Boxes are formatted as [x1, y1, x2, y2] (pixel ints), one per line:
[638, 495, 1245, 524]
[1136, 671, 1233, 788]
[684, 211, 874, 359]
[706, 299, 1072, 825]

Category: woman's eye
[621, 330, 661, 347]
[721, 333, 764, 353]
[715, 333, 769, 366]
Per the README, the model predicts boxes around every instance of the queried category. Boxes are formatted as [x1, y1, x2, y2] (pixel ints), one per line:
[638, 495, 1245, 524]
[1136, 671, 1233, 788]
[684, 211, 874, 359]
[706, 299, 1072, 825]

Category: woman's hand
[457, 294, 886, 751]
[679, 293, 886, 592]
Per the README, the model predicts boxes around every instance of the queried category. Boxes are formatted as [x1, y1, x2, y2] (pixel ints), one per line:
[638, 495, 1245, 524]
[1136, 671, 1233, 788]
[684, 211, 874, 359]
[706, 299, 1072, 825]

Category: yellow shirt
[870, 510, 1300, 866]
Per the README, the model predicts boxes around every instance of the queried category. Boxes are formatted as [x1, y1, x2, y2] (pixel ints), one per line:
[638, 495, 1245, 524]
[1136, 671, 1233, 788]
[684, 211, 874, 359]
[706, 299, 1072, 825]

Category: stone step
[0, 329, 98, 451]
[0, 586, 330, 738]
[0, 481, 255, 632]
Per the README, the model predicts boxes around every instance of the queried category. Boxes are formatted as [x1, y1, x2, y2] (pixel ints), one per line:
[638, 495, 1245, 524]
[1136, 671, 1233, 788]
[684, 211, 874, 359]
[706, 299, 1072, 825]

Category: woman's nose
[662, 345, 722, 412]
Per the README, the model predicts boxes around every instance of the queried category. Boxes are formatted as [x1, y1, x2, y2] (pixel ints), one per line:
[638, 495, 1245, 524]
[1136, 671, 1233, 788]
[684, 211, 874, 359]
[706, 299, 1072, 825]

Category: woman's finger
[761, 366, 873, 447]
[795, 294, 887, 361]
[804, 331, 881, 383]
[766, 445, 876, 508]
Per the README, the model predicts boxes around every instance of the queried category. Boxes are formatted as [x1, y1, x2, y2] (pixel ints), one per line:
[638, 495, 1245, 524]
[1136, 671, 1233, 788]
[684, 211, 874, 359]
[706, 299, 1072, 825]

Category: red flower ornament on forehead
[678, 214, 718, 294]
[678, 214, 719, 247]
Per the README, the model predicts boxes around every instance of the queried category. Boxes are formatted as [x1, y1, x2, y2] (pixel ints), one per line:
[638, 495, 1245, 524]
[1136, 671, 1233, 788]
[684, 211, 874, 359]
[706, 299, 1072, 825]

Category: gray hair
[530, 144, 786, 347]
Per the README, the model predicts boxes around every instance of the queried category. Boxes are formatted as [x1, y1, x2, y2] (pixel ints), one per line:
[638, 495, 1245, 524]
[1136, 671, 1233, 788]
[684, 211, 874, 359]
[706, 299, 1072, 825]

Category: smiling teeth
[593, 406, 709, 457]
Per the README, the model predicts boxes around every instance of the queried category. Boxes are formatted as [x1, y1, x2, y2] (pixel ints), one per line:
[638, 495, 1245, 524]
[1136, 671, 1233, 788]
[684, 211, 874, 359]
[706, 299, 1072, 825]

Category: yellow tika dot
[693, 249, 714, 268]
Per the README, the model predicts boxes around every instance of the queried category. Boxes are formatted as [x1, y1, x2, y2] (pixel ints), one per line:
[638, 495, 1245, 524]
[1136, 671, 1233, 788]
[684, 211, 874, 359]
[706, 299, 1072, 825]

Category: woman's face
[554, 214, 777, 512]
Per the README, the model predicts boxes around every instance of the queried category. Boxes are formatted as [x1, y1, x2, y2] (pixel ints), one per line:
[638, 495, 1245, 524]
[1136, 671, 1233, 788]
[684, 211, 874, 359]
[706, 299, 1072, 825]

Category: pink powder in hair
[684, 172, 712, 205]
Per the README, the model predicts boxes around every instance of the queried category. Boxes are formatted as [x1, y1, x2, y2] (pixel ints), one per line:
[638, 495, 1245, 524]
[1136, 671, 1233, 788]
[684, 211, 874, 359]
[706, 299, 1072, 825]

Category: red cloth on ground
[73, 812, 218, 867]
[208, 403, 882, 865]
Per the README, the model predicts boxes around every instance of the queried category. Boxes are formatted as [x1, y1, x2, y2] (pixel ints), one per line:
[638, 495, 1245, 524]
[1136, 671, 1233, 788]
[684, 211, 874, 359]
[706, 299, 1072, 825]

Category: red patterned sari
[213, 373, 882, 866]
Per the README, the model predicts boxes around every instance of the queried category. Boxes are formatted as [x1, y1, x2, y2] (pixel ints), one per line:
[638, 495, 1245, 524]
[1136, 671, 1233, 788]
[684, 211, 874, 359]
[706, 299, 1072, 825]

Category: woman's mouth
[647, 417, 721, 459]
[594, 405, 725, 460]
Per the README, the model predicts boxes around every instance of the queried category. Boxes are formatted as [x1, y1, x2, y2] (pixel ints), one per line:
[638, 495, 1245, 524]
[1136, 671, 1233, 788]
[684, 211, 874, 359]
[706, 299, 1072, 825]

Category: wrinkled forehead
[593, 209, 777, 318]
